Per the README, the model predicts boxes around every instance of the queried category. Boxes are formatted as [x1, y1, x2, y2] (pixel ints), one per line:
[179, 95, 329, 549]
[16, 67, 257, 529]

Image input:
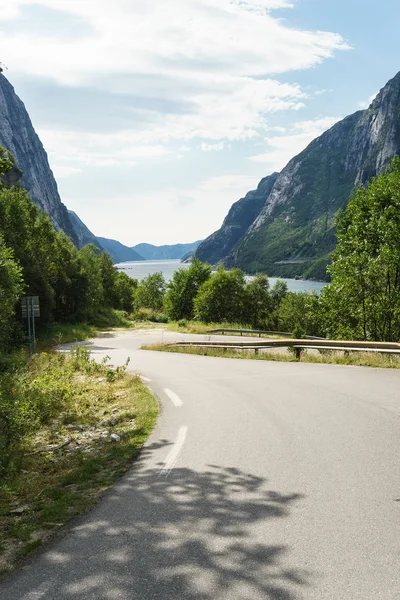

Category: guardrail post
[294, 347, 302, 361]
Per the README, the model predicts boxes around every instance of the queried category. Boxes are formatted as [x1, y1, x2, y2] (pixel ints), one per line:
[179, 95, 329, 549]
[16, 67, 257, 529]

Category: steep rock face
[195, 173, 278, 265]
[199, 71, 400, 279]
[0, 74, 78, 243]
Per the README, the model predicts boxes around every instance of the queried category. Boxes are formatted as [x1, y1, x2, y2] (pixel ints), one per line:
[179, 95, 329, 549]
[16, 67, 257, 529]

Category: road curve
[1, 329, 399, 600]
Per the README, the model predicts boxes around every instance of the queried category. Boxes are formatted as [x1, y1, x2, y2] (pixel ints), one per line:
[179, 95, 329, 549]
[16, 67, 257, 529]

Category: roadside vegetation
[0, 347, 158, 575]
[144, 343, 400, 369]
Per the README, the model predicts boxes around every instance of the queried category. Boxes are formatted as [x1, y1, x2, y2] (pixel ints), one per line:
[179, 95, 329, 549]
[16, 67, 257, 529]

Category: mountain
[132, 240, 203, 260]
[195, 173, 278, 265]
[97, 237, 145, 263]
[0, 74, 90, 247]
[68, 211, 104, 252]
[195, 71, 400, 280]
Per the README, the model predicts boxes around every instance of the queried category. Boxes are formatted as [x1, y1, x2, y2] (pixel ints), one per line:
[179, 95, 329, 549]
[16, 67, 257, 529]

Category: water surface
[116, 260, 327, 293]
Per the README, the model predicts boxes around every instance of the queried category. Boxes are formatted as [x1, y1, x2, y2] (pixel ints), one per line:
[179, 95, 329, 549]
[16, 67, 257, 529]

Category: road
[1, 329, 399, 599]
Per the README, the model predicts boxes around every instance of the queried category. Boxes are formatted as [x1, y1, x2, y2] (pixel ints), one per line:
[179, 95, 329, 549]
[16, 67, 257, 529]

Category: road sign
[21, 296, 40, 318]
[21, 296, 40, 354]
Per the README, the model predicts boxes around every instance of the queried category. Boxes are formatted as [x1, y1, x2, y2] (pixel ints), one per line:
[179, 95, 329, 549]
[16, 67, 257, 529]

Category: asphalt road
[1, 329, 399, 599]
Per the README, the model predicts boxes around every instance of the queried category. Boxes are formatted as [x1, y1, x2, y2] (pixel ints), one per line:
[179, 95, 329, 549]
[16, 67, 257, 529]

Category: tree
[134, 272, 166, 311]
[324, 157, 400, 341]
[243, 274, 271, 329]
[0, 237, 24, 348]
[114, 272, 137, 312]
[278, 291, 322, 338]
[164, 259, 211, 320]
[194, 266, 247, 323]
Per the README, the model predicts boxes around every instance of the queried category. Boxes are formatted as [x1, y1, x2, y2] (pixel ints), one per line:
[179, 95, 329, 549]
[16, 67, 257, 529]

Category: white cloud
[201, 142, 225, 152]
[249, 116, 341, 171]
[51, 165, 82, 179]
[358, 92, 378, 109]
[1, 0, 348, 150]
[38, 127, 171, 168]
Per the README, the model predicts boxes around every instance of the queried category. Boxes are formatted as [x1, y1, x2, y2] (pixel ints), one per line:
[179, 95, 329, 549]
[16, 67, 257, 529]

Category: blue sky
[1, 0, 399, 245]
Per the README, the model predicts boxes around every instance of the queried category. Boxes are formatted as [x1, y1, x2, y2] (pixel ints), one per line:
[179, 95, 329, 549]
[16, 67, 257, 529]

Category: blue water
[116, 260, 327, 294]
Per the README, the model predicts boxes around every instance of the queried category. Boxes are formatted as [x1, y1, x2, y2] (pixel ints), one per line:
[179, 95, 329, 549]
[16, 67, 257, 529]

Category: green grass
[143, 342, 400, 369]
[0, 349, 158, 576]
[37, 310, 137, 351]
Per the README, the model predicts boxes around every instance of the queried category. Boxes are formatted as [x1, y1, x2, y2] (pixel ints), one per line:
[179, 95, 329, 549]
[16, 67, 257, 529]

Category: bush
[133, 307, 169, 323]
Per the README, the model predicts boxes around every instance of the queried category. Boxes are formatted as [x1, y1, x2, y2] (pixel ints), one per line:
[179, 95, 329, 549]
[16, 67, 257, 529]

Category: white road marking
[21, 582, 52, 599]
[164, 388, 183, 407]
[159, 426, 188, 476]
[140, 376, 151, 383]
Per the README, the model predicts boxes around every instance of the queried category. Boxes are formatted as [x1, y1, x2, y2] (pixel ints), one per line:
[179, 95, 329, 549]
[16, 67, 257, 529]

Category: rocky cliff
[195, 173, 278, 265]
[0, 74, 79, 244]
[196, 71, 400, 280]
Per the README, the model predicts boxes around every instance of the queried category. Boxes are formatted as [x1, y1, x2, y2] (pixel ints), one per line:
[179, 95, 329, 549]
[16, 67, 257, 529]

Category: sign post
[21, 296, 40, 353]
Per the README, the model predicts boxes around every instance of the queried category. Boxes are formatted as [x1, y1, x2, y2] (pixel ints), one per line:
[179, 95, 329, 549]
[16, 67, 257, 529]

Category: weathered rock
[196, 71, 400, 280]
[0, 74, 101, 249]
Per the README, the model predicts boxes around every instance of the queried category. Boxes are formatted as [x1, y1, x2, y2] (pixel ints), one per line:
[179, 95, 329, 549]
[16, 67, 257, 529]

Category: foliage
[324, 157, 400, 341]
[194, 266, 248, 324]
[243, 273, 272, 329]
[0, 149, 140, 350]
[0, 145, 13, 178]
[133, 272, 166, 311]
[0, 348, 158, 572]
[0, 237, 24, 349]
[164, 259, 211, 320]
[277, 291, 323, 338]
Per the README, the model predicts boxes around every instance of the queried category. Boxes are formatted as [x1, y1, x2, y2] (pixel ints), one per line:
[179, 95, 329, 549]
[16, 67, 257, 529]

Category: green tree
[0, 237, 24, 348]
[164, 259, 211, 320]
[325, 157, 400, 341]
[114, 272, 137, 312]
[194, 266, 247, 323]
[0, 145, 13, 179]
[278, 291, 323, 338]
[134, 272, 166, 311]
[243, 274, 271, 329]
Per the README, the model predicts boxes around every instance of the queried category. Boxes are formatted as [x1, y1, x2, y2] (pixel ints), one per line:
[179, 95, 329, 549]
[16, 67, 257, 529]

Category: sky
[1, 0, 399, 246]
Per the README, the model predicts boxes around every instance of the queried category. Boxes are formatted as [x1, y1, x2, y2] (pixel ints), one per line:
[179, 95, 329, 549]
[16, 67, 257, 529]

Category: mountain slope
[97, 237, 145, 263]
[196, 71, 400, 280]
[132, 241, 202, 260]
[0, 74, 93, 248]
[68, 211, 104, 252]
[195, 173, 278, 265]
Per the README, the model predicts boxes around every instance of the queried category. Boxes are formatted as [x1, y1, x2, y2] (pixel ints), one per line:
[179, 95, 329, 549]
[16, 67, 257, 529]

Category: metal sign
[21, 296, 40, 353]
[21, 296, 40, 318]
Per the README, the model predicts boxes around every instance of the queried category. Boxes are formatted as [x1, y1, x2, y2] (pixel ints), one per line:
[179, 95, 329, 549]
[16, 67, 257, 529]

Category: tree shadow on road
[34, 457, 310, 600]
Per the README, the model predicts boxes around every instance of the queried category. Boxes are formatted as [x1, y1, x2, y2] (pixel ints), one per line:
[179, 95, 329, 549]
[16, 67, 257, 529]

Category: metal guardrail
[208, 328, 326, 340]
[168, 338, 400, 360]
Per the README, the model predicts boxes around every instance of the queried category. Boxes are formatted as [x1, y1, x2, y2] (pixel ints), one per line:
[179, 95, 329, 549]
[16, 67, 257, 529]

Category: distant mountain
[195, 71, 400, 280]
[132, 240, 203, 260]
[68, 211, 104, 251]
[97, 237, 145, 263]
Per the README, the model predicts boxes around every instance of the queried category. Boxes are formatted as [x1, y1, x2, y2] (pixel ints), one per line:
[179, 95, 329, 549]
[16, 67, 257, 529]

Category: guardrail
[167, 338, 400, 360]
[208, 328, 326, 340]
